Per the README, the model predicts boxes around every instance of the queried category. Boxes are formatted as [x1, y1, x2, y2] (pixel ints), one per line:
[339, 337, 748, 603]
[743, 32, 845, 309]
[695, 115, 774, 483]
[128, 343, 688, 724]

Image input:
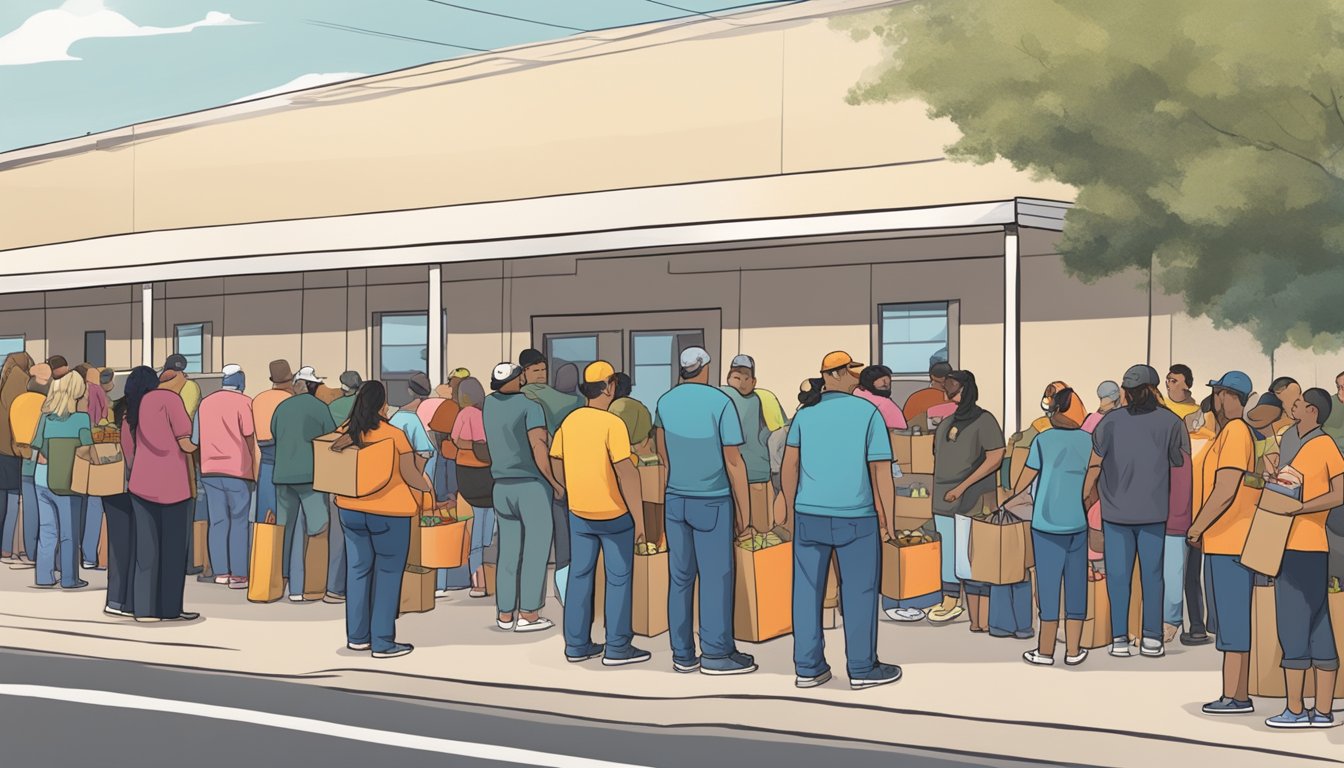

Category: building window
[379, 313, 428, 380]
[173, 322, 210, 373]
[879, 302, 949, 376]
[84, 331, 106, 368]
[544, 335, 598, 386]
[630, 330, 705, 408]
[0, 336, 23, 360]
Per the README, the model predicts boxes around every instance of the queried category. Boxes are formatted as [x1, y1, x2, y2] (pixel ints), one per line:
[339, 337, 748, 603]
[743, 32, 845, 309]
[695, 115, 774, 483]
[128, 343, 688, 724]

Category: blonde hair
[42, 372, 87, 419]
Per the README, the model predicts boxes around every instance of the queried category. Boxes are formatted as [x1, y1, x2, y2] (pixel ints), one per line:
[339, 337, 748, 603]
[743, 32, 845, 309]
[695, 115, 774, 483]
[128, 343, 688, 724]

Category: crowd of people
[2, 344, 1343, 727]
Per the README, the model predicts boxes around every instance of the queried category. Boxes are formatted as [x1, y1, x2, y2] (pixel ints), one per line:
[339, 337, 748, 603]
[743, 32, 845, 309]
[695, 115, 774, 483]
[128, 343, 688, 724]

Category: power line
[421, 0, 589, 33]
[305, 19, 490, 52]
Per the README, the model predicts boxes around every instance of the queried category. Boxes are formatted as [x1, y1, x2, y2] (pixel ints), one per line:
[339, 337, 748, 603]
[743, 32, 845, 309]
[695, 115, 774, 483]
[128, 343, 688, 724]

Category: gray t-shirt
[482, 392, 547, 482]
[768, 425, 789, 478]
[932, 411, 1004, 517]
[1092, 407, 1185, 526]
[722, 388, 771, 484]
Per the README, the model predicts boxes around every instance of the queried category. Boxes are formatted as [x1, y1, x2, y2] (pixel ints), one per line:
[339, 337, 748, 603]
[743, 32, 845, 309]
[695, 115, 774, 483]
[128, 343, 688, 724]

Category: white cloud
[231, 72, 368, 104]
[0, 1, 252, 66]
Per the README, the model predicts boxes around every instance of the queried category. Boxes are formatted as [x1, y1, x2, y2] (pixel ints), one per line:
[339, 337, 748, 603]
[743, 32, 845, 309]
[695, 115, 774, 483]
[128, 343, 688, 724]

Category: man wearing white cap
[655, 346, 757, 675]
[193, 364, 255, 588]
[271, 366, 337, 602]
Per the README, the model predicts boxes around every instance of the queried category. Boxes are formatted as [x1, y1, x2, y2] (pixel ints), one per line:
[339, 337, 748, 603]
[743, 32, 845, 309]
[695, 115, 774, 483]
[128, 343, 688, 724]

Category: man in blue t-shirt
[783, 351, 900, 691]
[654, 346, 756, 676]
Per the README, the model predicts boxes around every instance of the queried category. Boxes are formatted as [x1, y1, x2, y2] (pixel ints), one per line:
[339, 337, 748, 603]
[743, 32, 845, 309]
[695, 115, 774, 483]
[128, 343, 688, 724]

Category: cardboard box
[420, 510, 472, 569]
[70, 444, 126, 497]
[890, 431, 912, 468]
[890, 432, 934, 475]
[893, 494, 932, 525]
[1249, 584, 1316, 698]
[637, 462, 666, 504]
[192, 520, 209, 571]
[594, 548, 671, 638]
[303, 529, 329, 600]
[734, 540, 792, 642]
[311, 432, 395, 497]
[1240, 495, 1299, 577]
[399, 565, 435, 615]
[748, 482, 773, 533]
[1008, 445, 1031, 489]
[969, 517, 1033, 585]
[881, 534, 941, 600]
[642, 502, 666, 549]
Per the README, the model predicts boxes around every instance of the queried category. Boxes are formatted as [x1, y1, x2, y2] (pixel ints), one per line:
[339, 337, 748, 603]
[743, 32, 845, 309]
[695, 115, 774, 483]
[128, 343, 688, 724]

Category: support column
[428, 264, 443, 384]
[141, 283, 154, 368]
[1003, 225, 1020, 437]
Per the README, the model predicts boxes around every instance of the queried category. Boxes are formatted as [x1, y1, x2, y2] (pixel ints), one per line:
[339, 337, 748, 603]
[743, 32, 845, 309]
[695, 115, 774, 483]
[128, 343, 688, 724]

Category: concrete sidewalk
[0, 565, 1338, 767]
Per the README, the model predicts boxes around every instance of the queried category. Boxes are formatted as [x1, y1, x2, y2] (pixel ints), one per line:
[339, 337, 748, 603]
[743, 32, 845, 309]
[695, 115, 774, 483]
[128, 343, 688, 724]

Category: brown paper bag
[192, 519, 209, 571]
[247, 514, 284, 604]
[303, 529, 329, 600]
[823, 553, 840, 609]
[1008, 445, 1031, 488]
[969, 517, 1032, 585]
[735, 540, 793, 642]
[593, 547, 671, 638]
[398, 565, 435, 615]
[1081, 573, 1113, 649]
[1249, 584, 1316, 698]
[893, 494, 932, 525]
[642, 502, 666, 550]
[748, 483, 772, 533]
[97, 518, 108, 569]
[408, 514, 423, 568]
[1240, 506, 1295, 577]
[638, 463, 665, 504]
[910, 434, 934, 475]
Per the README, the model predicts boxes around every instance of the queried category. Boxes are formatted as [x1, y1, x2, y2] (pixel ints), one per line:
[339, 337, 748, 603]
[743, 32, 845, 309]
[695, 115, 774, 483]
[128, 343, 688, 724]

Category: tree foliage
[839, 1, 1344, 353]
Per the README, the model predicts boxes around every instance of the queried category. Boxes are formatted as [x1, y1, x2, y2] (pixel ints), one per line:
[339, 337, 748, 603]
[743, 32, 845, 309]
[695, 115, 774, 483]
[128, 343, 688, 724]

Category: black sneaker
[850, 663, 902, 690]
[1180, 631, 1212, 647]
[1202, 697, 1254, 715]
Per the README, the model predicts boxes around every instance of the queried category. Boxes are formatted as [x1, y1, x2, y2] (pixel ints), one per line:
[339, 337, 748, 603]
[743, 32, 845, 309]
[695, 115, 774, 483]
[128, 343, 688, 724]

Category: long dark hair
[1123, 384, 1159, 415]
[347, 381, 388, 447]
[948, 370, 985, 428]
[798, 378, 825, 409]
[115, 366, 160, 439]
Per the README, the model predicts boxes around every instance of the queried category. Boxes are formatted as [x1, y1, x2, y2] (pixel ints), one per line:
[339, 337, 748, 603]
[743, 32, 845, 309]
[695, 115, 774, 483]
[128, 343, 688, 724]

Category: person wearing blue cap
[1085, 364, 1186, 660]
[1187, 370, 1261, 716]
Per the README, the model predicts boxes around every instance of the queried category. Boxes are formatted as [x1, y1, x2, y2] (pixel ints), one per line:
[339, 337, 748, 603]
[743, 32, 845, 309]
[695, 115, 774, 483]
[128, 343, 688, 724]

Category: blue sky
[0, 0, 783, 153]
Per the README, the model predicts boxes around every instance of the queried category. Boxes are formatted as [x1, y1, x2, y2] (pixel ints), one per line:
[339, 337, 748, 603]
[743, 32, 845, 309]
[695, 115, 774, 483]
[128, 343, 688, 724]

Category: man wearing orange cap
[783, 351, 900, 690]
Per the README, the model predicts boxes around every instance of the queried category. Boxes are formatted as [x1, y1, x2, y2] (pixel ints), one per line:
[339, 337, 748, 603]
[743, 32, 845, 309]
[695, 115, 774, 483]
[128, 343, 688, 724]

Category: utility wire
[421, 0, 589, 33]
[306, 19, 490, 52]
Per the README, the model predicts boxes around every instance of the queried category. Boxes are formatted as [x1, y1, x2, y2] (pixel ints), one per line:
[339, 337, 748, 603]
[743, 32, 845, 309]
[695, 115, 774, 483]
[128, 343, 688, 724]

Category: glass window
[173, 323, 206, 373]
[84, 331, 106, 368]
[630, 330, 705, 408]
[0, 336, 23, 360]
[546, 335, 598, 385]
[379, 313, 428, 379]
[879, 302, 949, 376]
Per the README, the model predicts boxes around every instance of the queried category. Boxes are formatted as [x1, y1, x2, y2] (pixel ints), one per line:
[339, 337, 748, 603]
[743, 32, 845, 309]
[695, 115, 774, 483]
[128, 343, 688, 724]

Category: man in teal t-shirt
[271, 367, 336, 602]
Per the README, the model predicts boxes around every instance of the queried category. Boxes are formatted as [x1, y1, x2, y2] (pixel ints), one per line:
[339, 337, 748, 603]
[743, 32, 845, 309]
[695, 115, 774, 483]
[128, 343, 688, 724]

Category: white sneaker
[288, 594, 307, 603]
[1022, 649, 1055, 666]
[496, 618, 516, 631]
[1109, 638, 1136, 657]
[1140, 638, 1166, 658]
[1065, 648, 1089, 666]
[514, 616, 554, 633]
[884, 607, 927, 623]
[434, 589, 452, 599]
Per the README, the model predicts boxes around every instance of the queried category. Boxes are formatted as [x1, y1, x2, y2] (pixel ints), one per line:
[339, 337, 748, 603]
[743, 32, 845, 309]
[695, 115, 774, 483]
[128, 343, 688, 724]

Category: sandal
[927, 605, 965, 623]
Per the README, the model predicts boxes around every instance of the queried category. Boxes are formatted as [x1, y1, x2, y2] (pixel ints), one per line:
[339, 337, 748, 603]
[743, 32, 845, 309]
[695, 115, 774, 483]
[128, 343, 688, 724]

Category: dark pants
[103, 493, 136, 613]
[1276, 550, 1339, 671]
[131, 495, 191, 619]
[1185, 541, 1218, 635]
[793, 513, 881, 679]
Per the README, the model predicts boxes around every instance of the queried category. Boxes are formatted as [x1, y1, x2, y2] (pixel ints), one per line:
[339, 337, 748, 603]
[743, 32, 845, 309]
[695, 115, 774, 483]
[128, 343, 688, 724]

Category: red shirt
[122, 389, 194, 505]
[197, 389, 255, 480]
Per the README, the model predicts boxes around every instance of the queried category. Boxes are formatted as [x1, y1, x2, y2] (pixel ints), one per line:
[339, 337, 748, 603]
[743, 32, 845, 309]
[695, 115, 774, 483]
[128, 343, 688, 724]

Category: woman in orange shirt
[331, 381, 434, 659]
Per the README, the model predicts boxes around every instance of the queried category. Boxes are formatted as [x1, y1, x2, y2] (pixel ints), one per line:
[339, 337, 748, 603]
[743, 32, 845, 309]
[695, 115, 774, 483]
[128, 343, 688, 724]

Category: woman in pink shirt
[854, 365, 909, 430]
[120, 365, 200, 623]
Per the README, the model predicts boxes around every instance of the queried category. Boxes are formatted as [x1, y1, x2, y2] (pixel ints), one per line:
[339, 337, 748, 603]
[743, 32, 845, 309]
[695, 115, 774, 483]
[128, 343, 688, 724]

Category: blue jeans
[339, 508, 410, 653]
[882, 591, 942, 611]
[793, 512, 881, 679]
[469, 504, 497, 574]
[1102, 521, 1165, 641]
[0, 491, 16, 555]
[433, 457, 466, 591]
[278, 483, 328, 597]
[254, 442, 276, 524]
[327, 496, 346, 597]
[564, 512, 635, 656]
[1033, 529, 1087, 622]
[81, 496, 103, 565]
[665, 493, 737, 664]
[34, 466, 78, 587]
[1162, 534, 1186, 627]
[202, 476, 253, 579]
[990, 581, 1034, 636]
[1206, 553, 1253, 653]
[21, 475, 37, 557]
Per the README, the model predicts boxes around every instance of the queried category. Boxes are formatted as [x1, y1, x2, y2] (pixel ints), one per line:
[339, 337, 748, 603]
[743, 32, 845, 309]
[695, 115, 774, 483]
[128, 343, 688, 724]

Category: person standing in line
[1015, 385, 1091, 667]
[31, 371, 93, 589]
[331, 381, 435, 659]
[1162, 414, 1195, 644]
[1185, 371, 1260, 715]
[901, 360, 953, 432]
[483, 363, 565, 633]
[120, 366, 200, 623]
[549, 361, 650, 667]
[159, 354, 202, 418]
[103, 368, 158, 619]
[323, 370, 362, 604]
[1166, 365, 1201, 425]
[719, 354, 779, 530]
[1323, 371, 1344, 453]
[194, 364, 255, 590]
[389, 372, 436, 488]
[328, 371, 361, 428]
[609, 373, 654, 457]
[783, 351, 899, 690]
[657, 347, 757, 676]
[521, 349, 584, 605]
[1084, 364, 1185, 659]
[1263, 388, 1344, 728]
[428, 378, 465, 597]
[1270, 377, 1304, 438]
[927, 370, 1006, 629]
[0, 352, 33, 563]
[251, 360, 294, 524]
[452, 377, 497, 599]
[271, 366, 337, 603]
[11, 363, 51, 569]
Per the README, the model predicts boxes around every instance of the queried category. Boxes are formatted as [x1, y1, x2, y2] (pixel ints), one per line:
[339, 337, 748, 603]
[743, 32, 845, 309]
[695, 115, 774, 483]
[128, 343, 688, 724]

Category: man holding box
[550, 361, 650, 667]
[784, 351, 899, 690]
[658, 347, 757, 676]
[1264, 388, 1344, 728]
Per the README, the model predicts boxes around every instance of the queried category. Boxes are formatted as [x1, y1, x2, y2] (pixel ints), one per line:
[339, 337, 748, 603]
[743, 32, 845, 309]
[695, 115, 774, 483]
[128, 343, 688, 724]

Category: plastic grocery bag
[954, 514, 973, 582]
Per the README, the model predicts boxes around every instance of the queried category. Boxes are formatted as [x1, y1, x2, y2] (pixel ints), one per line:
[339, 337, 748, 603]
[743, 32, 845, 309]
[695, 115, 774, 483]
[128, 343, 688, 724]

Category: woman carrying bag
[31, 372, 93, 589]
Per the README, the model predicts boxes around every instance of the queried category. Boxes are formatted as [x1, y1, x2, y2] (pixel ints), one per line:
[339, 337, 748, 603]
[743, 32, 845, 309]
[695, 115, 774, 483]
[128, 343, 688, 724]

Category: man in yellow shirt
[10, 363, 50, 565]
[550, 361, 649, 668]
[1187, 371, 1261, 716]
[1267, 388, 1344, 728]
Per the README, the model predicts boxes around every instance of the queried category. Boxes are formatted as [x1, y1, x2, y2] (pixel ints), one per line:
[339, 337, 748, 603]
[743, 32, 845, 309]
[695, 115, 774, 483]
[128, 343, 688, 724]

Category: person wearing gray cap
[389, 372, 436, 484]
[1084, 364, 1186, 661]
[329, 371, 362, 427]
[721, 354, 778, 533]
[1082, 381, 1120, 434]
[655, 346, 757, 675]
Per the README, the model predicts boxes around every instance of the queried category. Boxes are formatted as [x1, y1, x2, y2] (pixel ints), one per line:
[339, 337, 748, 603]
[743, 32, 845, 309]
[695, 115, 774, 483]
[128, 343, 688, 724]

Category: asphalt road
[0, 649, 1085, 768]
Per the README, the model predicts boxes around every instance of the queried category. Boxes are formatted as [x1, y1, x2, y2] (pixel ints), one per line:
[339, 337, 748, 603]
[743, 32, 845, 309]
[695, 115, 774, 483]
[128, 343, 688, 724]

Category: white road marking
[0, 684, 648, 768]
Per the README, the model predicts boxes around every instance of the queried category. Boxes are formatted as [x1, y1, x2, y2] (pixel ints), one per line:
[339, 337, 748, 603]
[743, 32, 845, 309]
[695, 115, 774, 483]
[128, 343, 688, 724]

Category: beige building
[0, 0, 1333, 429]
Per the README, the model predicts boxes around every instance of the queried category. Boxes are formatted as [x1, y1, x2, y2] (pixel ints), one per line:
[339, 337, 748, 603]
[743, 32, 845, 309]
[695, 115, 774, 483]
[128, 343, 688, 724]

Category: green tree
[838, 1, 1344, 354]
